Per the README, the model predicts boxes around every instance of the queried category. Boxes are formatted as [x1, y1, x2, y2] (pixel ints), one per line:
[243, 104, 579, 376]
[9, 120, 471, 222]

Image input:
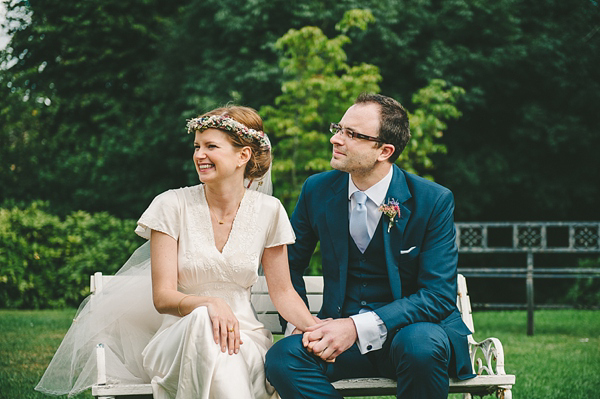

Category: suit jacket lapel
[326, 173, 350, 304]
[382, 165, 412, 299]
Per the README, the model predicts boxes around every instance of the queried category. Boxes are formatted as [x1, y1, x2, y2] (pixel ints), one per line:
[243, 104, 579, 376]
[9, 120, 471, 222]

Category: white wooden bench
[90, 273, 515, 399]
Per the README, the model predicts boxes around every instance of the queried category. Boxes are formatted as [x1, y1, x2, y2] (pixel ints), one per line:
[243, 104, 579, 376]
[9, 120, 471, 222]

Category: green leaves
[1, 0, 598, 223]
[262, 10, 465, 211]
[401, 79, 465, 178]
[261, 10, 381, 211]
[0, 202, 140, 309]
[335, 9, 375, 33]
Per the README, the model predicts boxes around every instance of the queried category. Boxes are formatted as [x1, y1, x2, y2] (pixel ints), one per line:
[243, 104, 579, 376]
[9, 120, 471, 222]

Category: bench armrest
[468, 336, 508, 376]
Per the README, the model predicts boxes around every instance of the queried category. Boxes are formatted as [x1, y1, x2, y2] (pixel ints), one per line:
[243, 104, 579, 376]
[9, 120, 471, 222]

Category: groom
[265, 93, 475, 398]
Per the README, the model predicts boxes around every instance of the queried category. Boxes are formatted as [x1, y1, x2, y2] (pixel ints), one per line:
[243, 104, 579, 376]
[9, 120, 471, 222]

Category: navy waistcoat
[342, 218, 394, 317]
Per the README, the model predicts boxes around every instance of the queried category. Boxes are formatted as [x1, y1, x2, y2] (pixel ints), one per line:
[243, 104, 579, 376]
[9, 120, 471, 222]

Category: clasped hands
[206, 298, 358, 361]
[297, 317, 358, 363]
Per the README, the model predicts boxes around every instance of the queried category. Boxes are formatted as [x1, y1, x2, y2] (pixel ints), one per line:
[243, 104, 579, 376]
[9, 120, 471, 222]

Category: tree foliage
[1, 0, 598, 222]
[260, 10, 381, 210]
[401, 79, 465, 179]
[342, 0, 600, 220]
[1, 0, 179, 217]
[261, 10, 465, 211]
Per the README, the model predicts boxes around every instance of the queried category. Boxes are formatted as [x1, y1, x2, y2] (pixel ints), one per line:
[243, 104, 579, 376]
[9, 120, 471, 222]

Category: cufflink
[367, 345, 373, 350]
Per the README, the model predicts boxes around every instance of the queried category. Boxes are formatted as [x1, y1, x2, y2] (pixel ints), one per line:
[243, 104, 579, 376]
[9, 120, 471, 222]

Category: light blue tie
[350, 191, 370, 252]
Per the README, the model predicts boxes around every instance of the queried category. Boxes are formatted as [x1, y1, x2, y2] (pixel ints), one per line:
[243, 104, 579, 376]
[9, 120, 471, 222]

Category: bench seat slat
[92, 383, 153, 396]
[91, 374, 516, 397]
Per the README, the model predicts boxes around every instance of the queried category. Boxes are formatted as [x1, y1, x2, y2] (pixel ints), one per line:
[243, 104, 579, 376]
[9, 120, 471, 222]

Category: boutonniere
[378, 198, 401, 233]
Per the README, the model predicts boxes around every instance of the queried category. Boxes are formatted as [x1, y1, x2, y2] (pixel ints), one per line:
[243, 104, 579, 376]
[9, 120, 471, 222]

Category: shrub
[565, 257, 600, 308]
[0, 202, 142, 309]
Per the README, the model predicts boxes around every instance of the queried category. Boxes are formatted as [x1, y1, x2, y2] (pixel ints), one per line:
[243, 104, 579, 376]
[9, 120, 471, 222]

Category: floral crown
[186, 114, 271, 150]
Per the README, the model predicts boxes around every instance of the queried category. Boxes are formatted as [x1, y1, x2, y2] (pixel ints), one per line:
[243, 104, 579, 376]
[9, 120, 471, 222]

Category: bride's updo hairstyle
[194, 105, 271, 180]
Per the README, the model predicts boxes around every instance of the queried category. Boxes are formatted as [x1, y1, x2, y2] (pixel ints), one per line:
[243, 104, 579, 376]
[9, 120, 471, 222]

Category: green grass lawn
[0, 309, 91, 399]
[0, 309, 598, 399]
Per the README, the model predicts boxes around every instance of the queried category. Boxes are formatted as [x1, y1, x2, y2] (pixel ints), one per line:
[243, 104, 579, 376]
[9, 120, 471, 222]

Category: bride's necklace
[205, 186, 244, 226]
[208, 199, 242, 225]
[209, 206, 227, 225]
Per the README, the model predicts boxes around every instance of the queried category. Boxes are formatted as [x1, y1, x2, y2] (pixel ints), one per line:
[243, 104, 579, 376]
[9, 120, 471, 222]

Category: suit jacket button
[360, 300, 367, 306]
[367, 345, 373, 350]
[337, 306, 341, 313]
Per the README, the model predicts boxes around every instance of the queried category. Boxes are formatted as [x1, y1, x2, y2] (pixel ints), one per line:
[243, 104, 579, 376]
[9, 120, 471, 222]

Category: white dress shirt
[286, 167, 394, 355]
[347, 166, 392, 353]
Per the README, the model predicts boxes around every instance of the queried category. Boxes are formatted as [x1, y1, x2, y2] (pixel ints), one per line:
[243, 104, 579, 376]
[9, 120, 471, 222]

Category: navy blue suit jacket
[287, 164, 475, 380]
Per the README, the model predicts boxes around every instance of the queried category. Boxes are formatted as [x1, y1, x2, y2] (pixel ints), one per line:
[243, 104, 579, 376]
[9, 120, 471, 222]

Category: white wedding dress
[36, 184, 294, 399]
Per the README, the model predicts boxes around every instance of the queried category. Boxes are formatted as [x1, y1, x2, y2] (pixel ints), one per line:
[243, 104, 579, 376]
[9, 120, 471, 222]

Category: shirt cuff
[350, 311, 388, 354]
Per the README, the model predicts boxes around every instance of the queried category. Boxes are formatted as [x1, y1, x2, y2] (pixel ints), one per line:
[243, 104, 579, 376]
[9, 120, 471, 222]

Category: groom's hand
[302, 318, 357, 362]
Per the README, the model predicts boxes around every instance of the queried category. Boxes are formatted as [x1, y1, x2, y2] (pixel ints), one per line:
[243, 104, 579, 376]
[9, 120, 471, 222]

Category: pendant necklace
[209, 207, 225, 225]
[209, 200, 242, 225]
[207, 189, 243, 226]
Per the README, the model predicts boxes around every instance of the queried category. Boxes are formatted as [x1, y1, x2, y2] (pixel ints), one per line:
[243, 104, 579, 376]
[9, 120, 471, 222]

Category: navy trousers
[265, 322, 451, 399]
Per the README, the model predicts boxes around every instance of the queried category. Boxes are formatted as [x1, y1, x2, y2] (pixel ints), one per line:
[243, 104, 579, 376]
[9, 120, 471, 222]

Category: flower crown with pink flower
[186, 115, 271, 150]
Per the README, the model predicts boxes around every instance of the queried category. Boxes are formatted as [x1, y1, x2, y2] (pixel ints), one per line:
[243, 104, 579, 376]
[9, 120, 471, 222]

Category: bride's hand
[291, 316, 332, 334]
[206, 298, 243, 355]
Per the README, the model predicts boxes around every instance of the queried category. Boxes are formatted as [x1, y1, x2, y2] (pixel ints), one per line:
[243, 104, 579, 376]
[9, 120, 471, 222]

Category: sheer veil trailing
[36, 142, 276, 397]
[35, 243, 161, 396]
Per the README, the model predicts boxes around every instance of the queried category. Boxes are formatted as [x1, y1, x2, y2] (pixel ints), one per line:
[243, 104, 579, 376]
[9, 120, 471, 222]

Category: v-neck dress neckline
[201, 185, 248, 255]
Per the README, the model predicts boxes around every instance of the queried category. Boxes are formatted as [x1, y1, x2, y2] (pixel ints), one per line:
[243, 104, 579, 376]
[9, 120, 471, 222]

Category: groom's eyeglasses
[329, 123, 384, 143]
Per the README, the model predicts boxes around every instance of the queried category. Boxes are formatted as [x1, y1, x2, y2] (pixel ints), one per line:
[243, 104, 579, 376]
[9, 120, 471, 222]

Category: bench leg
[497, 386, 512, 399]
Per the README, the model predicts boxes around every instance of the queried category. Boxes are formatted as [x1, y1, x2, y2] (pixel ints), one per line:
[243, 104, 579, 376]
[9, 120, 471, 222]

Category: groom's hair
[355, 93, 411, 163]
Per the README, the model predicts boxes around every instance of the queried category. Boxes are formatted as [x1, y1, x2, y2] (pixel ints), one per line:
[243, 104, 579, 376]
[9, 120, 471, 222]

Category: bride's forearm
[270, 288, 315, 331]
[153, 289, 216, 317]
[262, 245, 316, 330]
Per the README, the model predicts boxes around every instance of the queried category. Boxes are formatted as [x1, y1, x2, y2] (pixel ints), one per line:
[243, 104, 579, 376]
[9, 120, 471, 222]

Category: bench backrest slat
[456, 274, 475, 334]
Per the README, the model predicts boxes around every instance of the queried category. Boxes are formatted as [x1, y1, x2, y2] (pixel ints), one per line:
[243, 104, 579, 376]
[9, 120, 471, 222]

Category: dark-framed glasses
[329, 123, 384, 143]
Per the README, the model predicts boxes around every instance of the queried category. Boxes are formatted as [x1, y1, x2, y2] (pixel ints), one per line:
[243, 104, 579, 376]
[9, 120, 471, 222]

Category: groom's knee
[390, 322, 450, 374]
[265, 334, 307, 383]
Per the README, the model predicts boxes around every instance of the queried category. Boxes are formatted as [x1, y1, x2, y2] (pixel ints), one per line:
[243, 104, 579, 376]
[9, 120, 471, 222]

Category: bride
[36, 105, 316, 399]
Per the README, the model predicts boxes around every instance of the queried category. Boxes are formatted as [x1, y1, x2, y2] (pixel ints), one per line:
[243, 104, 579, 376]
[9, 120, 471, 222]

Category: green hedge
[0, 202, 142, 309]
[565, 257, 600, 307]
